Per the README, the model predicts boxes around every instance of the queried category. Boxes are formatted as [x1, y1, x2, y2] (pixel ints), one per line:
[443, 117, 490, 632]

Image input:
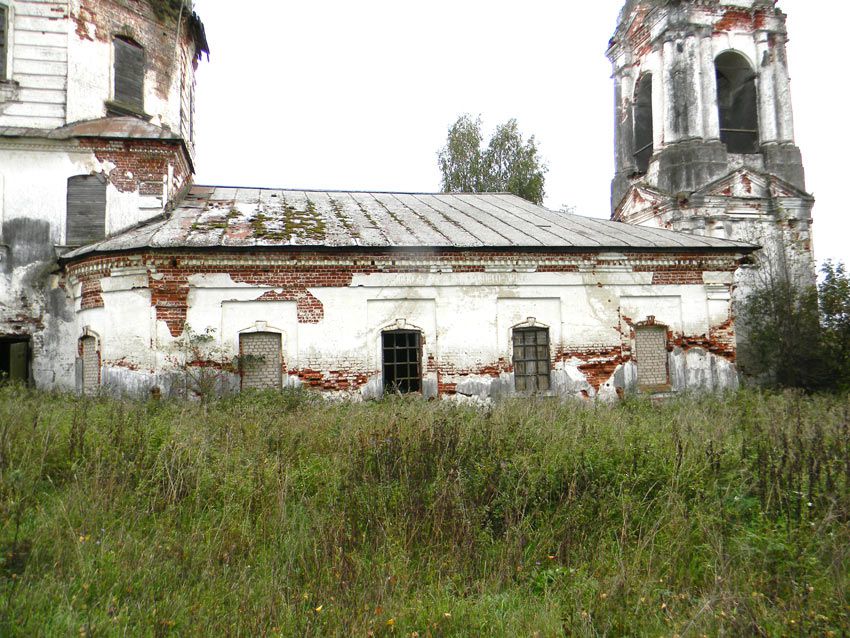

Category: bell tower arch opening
[609, 0, 816, 297]
[715, 51, 759, 155]
[633, 73, 654, 174]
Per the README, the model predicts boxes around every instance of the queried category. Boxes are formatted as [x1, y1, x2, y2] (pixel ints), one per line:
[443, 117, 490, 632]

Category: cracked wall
[63, 248, 746, 400]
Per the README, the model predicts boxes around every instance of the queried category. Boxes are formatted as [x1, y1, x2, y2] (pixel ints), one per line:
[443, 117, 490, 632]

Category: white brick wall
[240, 332, 281, 390]
[81, 336, 99, 395]
[636, 326, 668, 387]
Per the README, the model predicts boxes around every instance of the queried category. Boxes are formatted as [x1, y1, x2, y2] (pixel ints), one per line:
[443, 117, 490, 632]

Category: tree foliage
[438, 115, 547, 204]
[819, 260, 850, 390]
[739, 256, 850, 392]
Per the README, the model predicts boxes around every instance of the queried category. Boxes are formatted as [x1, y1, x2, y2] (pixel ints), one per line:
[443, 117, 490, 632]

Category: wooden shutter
[114, 37, 145, 111]
[0, 7, 8, 79]
[67, 175, 107, 246]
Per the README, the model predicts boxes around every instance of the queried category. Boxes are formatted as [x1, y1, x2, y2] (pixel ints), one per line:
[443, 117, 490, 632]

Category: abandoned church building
[0, 0, 815, 399]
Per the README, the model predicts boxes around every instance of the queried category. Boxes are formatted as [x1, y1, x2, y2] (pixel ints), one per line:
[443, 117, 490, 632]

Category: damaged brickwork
[80, 139, 192, 197]
[72, 0, 203, 100]
[63, 247, 744, 397]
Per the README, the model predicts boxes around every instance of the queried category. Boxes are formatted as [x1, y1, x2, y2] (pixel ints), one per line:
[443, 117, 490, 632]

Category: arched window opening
[635, 321, 669, 389]
[382, 330, 422, 394]
[66, 175, 106, 246]
[633, 73, 654, 173]
[113, 36, 145, 112]
[239, 332, 282, 390]
[512, 326, 551, 392]
[715, 52, 759, 154]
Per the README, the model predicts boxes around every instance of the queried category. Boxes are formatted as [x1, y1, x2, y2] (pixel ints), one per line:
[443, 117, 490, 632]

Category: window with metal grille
[716, 51, 759, 154]
[66, 175, 107, 246]
[0, 6, 8, 80]
[113, 36, 145, 112]
[633, 73, 653, 173]
[382, 330, 422, 394]
[512, 327, 551, 393]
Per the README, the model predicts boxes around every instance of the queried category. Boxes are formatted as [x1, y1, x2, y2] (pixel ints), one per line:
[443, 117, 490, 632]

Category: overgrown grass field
[1, 387, 848, 636]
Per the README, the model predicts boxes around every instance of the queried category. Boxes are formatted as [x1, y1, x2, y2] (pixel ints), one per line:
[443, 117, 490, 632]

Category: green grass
[1, 386, 848, 637]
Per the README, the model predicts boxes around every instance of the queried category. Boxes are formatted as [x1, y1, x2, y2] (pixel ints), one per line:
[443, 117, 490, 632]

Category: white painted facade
[65, 253, 742, 400]
[0, 0, 813, 399]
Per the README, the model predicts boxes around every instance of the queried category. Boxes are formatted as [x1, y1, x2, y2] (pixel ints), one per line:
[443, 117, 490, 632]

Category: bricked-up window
[513, 327, 551, 393]
[66, 175, 107, 246]
[80, 336, 99, 396]
[633, 73, 653, 173]
[716, 51, 759, 154]
[0, 5, 8, 80]
[382, 330, 422, 394]
[239, 332, 282, 391]
[113, 36, 145, 112]
[635, 325, 669, 388]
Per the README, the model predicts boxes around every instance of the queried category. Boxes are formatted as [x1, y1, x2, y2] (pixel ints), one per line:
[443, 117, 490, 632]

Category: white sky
[192, 0, 849, 266]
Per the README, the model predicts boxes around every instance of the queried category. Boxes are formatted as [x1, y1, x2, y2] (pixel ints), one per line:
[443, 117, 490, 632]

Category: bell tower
[608, 0, 814, 281]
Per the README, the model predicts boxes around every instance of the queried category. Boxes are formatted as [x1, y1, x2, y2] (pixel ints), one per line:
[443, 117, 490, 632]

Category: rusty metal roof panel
[62, 187, 756, 259]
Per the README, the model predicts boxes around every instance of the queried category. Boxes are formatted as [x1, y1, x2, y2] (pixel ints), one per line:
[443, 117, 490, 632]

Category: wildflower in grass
[314, 605, 323, 613]
[386, 618, 395, 627]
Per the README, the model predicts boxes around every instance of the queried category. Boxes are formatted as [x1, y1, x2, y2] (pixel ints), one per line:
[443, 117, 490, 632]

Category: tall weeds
[0, 386, 848, 636]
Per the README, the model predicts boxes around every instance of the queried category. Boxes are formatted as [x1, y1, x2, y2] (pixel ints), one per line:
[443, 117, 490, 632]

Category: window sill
[105, 100, 151, 120]
[638, 383, 672, 394]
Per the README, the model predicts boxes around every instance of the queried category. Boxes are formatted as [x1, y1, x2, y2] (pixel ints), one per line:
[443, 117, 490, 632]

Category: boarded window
[716, 52, 759, 154]
[114, 37, 145, 111]
[635, 325, 669, 388]
[0, 338, 29, 384]
[513, 327, 551, 393]
[80, 336, 99, 396]
[0, 6, 8, 79]
[633, 74, 654, 173]
[382, 330, 422, 394]
[239, 332, 282, 390]
[66, 175, 107, 246]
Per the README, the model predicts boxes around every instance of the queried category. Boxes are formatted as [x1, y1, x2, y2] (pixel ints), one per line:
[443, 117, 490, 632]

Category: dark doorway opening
[0, 337, 30, 384]
[382, 330, 422, 394]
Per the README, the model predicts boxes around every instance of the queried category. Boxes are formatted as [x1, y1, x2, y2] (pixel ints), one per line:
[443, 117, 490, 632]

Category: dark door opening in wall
[0, 338, 30, 384]
[382, 330, 422, 394]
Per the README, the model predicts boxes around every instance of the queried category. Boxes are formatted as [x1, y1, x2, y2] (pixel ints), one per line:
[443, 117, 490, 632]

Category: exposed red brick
[714, 8, 767, 34]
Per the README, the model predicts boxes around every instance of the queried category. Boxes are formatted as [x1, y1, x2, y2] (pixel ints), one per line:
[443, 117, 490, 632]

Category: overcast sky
[191, 0, 848, 266]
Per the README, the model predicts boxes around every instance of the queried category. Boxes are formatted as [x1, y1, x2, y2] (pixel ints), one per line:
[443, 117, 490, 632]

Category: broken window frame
[0, 337, 30, 385]
[633, 73, 654, 174]
[715, 51, 759, 154]
[382, 330, 422, 394]
[512, 326, 551, 393]
[112, 35, 145, 114]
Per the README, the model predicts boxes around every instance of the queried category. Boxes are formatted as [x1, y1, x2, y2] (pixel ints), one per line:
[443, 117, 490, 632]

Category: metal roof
[64, 186, 756, 258]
